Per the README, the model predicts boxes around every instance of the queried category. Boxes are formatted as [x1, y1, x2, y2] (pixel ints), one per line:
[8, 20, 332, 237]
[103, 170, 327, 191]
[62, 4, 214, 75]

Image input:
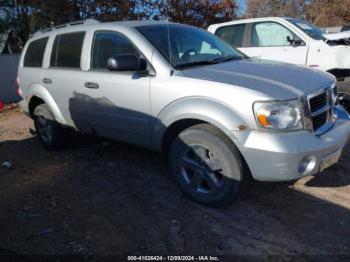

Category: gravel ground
[0, 108, 350, 256]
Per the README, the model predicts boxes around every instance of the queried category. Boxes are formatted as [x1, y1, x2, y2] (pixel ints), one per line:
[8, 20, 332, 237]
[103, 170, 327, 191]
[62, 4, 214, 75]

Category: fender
[27, 83, 67, 125]
[151, 96, 250, 151]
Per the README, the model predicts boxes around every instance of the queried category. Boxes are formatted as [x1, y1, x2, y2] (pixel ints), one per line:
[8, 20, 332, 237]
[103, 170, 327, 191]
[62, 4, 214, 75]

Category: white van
[208, 17, 350, 111]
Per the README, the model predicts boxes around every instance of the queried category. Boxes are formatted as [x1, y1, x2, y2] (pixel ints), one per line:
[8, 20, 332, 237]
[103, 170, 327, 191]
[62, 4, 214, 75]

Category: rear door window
[215, 24, 245, 48]
[50, 32, 85, 68]
[23, 37, 48, 67]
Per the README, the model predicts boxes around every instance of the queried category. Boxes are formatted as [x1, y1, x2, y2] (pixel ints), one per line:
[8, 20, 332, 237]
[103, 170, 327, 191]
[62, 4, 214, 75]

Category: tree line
[246, 0, 350, 27]
[0, 0, 236, 47]
[0, 0, 349, 53]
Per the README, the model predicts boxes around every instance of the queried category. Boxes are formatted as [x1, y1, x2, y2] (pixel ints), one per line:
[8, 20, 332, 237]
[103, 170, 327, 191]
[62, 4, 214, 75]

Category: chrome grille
[312, 111, 328, 131]
[307, 87, 335, 134]
[309, 92, 327, 112]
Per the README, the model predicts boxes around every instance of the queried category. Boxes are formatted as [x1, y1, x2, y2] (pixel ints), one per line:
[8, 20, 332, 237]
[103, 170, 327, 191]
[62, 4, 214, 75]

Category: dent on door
[68, 88, 153, 146]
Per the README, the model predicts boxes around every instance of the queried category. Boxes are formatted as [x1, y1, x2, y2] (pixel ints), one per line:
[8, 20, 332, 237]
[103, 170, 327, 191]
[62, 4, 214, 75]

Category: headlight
[253, 100, 303, 130]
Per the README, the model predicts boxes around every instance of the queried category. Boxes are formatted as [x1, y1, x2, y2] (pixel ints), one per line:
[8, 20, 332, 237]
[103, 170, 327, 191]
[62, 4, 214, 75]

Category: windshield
[287, 18, 325, 40]
[135, 24, 246, 69]
[341, 25, 350, 32]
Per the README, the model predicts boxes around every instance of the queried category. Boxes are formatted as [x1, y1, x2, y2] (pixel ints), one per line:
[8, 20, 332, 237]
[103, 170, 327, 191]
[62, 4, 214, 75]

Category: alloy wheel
[36, 116, 53, 145]
[180, 144, 225, 194]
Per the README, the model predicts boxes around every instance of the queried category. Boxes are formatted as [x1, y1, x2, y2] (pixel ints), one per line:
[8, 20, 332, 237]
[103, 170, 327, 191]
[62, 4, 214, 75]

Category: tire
[337, 82, 350, 114]
[169, 124, 247, 207]
[339, 92, 350, 114]
[33, 104, 66, 150]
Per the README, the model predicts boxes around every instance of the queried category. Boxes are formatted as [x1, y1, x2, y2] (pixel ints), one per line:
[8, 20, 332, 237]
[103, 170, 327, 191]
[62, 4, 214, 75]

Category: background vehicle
[208, 17, 350, 112]
[341, 24, 350, 32]
[17, 20, 350, 206]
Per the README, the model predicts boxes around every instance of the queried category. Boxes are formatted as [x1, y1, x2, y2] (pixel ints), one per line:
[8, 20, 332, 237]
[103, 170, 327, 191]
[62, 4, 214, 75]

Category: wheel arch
[152, 97, 249, 154]
[27, 84, 67, 125]
[28, 96, 45, 117]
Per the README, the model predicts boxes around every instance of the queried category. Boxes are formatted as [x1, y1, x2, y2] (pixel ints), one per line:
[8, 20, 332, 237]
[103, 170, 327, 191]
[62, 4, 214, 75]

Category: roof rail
[33, 19, 100, 37]
[54, 18, 100, 29]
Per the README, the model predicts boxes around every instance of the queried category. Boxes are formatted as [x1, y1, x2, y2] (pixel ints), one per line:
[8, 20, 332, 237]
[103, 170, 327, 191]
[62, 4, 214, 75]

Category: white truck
[208, 17, 350, 111]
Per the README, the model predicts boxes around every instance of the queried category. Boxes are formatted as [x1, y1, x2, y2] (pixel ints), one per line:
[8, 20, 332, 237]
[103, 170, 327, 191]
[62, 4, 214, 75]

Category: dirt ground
[0, 108, 349, 256]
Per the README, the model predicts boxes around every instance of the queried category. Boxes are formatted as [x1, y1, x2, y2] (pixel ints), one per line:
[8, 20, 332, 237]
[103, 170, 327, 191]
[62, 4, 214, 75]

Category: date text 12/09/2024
[127, 256, 220, 261]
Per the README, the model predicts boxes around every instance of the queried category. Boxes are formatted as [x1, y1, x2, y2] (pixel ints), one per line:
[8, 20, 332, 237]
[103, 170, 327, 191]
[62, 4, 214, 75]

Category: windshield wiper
[176, 60, 216, 69]
[209, 55, 242, 63]
[176, 55, 244, 69]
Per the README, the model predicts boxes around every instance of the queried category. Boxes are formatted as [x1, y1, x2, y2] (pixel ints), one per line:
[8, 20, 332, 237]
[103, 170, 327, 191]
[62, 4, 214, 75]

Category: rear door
[41, 31, 90, 131]
[240, 21, 308, 65]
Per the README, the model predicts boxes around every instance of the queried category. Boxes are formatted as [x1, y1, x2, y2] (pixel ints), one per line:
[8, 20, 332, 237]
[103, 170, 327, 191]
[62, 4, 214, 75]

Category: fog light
[298, 156, 317, 175]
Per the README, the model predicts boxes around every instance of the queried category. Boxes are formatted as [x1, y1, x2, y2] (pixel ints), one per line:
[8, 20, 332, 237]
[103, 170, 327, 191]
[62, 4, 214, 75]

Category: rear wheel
[169, 124, 246, 207]
[33, 104, 66, 150]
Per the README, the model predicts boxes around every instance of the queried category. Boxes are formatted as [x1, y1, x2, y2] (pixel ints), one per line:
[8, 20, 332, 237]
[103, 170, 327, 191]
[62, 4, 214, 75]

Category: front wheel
[169, 124, 247, 207]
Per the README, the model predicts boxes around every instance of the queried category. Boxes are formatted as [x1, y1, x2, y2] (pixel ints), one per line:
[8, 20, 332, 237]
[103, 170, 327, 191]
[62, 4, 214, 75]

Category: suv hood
[323, 31, 350, 41]
[181, 59, 334, 100]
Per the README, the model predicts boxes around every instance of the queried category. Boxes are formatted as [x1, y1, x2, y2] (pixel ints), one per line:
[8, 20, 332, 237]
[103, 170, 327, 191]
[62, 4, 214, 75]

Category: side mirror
[107, 54, 147, 72]
[287, 36, 304, 47]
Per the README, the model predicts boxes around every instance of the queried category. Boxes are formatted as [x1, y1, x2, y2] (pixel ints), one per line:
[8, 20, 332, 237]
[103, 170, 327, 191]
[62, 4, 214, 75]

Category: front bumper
[235, 106, 350, 182]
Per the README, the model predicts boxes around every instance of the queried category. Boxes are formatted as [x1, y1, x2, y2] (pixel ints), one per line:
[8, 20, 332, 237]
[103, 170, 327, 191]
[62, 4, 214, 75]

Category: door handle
[43, 78, 52, 84]
[84, 82, 99, 89]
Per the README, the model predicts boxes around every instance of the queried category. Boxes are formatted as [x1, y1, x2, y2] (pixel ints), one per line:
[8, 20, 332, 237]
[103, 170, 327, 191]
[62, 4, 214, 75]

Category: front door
[80, 30, 152, 146]
[239, 21, 308, 66]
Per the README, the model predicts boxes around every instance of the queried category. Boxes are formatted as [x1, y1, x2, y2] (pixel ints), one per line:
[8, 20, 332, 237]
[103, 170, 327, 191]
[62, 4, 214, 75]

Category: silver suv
[18, 19, 350, 206]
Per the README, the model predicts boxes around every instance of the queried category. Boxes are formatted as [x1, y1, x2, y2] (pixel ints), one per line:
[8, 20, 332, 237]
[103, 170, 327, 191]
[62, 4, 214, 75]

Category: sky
[236, 0, 247, 15]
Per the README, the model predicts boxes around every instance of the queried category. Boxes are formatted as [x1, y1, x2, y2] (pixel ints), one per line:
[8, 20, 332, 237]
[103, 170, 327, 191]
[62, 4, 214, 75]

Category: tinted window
[50, 32, 85, 68]
[251, 22, 294, 47]
[215, 24, 245, 47]
[342, 25, 350, 32]
[91, 31, 139, 69]
[136, 24, 245, 68]
[23, 37, 48, 67]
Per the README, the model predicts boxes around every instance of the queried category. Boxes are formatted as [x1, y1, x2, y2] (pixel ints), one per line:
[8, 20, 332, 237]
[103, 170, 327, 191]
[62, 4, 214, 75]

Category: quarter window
[50, 32, 85, 68]
[23, 37, 48, 67]
[91, 31, 139, 69]
[215, 24, 245, 48]
[251, 22, 294, 47]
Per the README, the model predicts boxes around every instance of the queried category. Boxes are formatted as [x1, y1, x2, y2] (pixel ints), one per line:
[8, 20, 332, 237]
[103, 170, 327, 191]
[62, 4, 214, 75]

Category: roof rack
[34, 19, 100, 36]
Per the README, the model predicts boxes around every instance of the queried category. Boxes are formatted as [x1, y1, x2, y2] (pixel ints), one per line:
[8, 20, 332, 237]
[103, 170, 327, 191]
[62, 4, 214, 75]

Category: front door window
[251, 22, 295, 47]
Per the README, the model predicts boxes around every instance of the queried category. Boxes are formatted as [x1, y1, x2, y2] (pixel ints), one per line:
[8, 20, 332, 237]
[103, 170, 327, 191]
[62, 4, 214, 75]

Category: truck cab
[208, 17, 350, 79]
